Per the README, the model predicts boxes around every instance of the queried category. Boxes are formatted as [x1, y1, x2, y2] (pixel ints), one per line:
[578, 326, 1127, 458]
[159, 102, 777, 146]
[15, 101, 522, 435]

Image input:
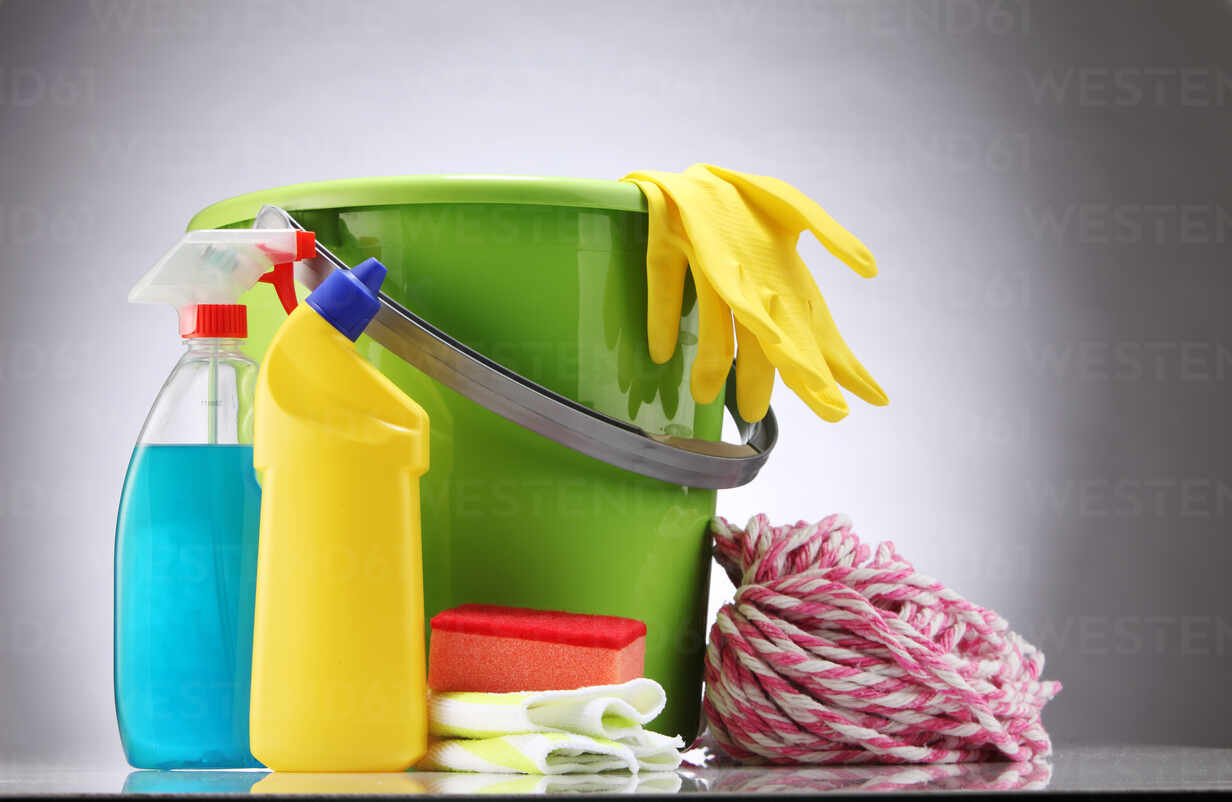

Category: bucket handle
[254, 205, 776, 489]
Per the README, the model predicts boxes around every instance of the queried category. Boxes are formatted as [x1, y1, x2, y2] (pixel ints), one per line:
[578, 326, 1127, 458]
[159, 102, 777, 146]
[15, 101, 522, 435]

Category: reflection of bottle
[251, 773, 426, 795]
[250, 259, 430, 772]
[121, 770, 266, 795]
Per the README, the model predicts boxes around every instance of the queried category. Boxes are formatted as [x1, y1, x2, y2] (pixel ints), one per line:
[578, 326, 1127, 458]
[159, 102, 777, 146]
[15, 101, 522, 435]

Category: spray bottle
[249, 258, 430, 772]
[115, 229, 314, 769]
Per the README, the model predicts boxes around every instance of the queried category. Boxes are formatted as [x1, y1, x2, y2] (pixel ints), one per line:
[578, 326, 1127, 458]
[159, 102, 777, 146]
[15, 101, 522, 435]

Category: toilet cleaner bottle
[115, 230, 314, 768]
[249, 258, 430, 772]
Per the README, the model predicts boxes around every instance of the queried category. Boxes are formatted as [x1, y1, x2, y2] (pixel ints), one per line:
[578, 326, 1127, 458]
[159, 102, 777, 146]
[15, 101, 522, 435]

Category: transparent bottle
[114, 305, 263, 769]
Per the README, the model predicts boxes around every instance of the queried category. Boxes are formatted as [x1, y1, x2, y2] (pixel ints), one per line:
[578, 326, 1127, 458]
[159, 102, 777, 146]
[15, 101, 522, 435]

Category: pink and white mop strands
[704, 514, 1061, 765]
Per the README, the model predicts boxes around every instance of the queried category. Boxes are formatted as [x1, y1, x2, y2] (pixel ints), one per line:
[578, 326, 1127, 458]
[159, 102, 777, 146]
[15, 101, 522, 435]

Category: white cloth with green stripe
[420, 679, 686, 775]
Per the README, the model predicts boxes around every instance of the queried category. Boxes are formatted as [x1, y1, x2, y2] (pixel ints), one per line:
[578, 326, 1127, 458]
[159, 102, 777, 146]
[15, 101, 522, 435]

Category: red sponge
[428, 604, 647, 693]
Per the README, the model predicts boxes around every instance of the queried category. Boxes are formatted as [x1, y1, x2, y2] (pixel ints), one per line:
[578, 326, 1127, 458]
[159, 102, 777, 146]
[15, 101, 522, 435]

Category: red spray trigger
[257, 231, 316, 315]
[259, 263, 298, 314]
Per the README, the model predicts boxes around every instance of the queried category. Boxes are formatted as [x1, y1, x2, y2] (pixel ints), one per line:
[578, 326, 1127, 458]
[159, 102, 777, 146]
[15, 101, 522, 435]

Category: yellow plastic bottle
[249, 258, 429, 772]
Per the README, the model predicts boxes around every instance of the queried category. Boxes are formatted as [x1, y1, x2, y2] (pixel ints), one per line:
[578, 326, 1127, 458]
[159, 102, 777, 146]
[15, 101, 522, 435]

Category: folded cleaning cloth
[428, 678, 665, 740]
[621, 165, 887, 424]
[423, 678, 685, 775]
[418, 730, 685, 775]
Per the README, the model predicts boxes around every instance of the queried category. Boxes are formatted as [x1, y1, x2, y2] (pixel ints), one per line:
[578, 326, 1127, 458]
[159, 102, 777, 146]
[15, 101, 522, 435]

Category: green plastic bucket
[190, 177, 723, 742]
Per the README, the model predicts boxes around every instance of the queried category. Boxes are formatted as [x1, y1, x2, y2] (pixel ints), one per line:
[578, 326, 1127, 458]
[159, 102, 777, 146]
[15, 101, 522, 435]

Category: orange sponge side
[428, 629, 646, 692]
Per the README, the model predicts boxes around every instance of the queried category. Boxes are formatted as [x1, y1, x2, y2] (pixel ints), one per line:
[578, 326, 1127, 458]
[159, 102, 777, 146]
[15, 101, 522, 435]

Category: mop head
[704, 514, 1060, 764]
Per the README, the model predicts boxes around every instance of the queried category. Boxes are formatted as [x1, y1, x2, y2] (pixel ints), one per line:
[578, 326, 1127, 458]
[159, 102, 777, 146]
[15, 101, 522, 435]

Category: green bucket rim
[187, 175, 649, 230]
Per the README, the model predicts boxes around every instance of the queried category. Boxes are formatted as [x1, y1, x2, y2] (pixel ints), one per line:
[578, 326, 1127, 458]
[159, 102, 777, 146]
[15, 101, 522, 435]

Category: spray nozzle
[130, 229, 317, 333]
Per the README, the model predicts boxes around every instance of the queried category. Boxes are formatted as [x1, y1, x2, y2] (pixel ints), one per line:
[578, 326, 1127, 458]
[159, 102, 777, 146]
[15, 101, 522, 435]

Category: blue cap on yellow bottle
[306, 258, 387, 340]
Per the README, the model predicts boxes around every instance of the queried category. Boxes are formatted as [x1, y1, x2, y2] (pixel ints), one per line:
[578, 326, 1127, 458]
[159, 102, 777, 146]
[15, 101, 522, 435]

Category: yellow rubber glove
[622, 164, 888, 423]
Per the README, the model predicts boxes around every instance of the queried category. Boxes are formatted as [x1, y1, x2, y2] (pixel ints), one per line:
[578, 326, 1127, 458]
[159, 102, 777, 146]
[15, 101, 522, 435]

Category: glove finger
[659, 346, 681, 420]
[720, 271, 847, 420]
[722, 280, 851, 420]
[775, 349, 850, 422]
[808, 289, 889, 407]
[700, 164, 878, 278]
[713, 272, 845, 422]
[689, 268, 734, 406]
[733, 318, 774, 422]
[624, 177, 690, 364]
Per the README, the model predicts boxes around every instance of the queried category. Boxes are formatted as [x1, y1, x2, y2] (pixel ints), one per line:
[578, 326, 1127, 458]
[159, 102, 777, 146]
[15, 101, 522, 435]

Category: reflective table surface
[4, 747, 1232, 796]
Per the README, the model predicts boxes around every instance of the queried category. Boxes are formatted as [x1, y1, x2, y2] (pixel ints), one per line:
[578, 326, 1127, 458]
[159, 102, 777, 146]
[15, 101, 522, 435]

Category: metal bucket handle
[255, 205, 776, 490]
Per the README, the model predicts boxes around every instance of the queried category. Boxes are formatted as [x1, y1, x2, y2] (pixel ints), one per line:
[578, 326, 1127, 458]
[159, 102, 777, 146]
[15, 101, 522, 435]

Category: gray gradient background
[1, 0, 1230, 769]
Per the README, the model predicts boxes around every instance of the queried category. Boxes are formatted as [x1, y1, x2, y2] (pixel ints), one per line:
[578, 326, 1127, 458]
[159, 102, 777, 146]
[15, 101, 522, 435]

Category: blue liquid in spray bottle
[115, 444, 262, 768]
